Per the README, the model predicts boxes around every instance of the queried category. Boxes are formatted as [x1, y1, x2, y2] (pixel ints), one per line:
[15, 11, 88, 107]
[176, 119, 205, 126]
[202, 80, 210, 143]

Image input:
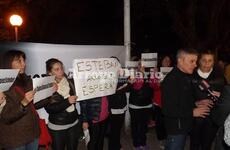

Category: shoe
[159, 140, 165, 149]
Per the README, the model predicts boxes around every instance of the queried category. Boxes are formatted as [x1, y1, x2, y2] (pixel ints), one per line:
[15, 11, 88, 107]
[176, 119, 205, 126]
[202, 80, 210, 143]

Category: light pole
[9, 14, 23, 42]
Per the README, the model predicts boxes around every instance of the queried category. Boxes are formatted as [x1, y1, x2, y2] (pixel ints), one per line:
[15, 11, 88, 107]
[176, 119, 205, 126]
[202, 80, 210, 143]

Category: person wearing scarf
[128, 62, 153, 150]
[44, 58, 81, 150]
[191, 50, 226, 150]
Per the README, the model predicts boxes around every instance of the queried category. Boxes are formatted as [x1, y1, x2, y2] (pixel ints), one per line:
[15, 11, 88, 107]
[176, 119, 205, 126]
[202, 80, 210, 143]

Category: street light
[9, 14, 23, 42]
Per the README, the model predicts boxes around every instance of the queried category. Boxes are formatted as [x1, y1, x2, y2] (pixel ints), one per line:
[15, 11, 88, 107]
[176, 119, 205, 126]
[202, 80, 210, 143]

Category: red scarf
[14, 86, 37, 115]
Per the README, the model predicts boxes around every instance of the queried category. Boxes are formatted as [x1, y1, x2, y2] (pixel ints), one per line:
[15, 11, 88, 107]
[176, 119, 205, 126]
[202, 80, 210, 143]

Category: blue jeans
[7, 138, 39, 150]
[165, 134, 186, 150]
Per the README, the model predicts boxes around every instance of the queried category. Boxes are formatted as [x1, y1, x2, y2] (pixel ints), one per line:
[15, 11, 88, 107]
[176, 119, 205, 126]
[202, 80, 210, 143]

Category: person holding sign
[107, 57, 128, 150]
[80, 97, 109, 150]
[42, 58, 82, 150]
[128, 61, 154, 150]
[0, 50, 40, 150]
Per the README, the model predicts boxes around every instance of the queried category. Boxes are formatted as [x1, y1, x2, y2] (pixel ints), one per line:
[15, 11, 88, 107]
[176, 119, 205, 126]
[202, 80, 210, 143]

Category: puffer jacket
[80, 97, 102, 122]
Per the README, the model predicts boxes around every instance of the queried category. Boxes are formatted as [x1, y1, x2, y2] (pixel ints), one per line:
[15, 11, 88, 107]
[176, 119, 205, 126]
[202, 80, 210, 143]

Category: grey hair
[176, 48, 198, 60]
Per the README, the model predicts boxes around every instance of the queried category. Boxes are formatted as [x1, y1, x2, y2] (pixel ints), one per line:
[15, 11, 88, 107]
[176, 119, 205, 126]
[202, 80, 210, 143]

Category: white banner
[33, 76, 55, 103]
[0, 69, 19, 92]
[73, 58, 120, 101]
[141, 53, 158, 68]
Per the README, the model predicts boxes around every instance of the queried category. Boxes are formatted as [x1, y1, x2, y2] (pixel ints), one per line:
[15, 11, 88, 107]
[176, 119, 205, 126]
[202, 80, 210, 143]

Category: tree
[163, 0, 230, 52]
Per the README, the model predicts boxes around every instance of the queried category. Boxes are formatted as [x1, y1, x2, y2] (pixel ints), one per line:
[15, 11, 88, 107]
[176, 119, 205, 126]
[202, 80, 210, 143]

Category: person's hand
[52, 83, 58, 92]
[68, 96, 77, 104]
[195, 99, 214, 108]
[128, 77, 136, 84]
[210, 91, 221, 98]
[139, 65, 145, 73]
[0, 92, 6, 104]
[24, 90, 36, 103]
[193, 107, 210, 118]
[82, 122, 89, 130]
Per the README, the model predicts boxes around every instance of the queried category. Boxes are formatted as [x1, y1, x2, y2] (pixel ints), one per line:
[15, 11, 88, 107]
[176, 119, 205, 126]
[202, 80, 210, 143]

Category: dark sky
[1, 0, 229, 56]
[4, 0, 226, 55]
[1, 0, 186, 54]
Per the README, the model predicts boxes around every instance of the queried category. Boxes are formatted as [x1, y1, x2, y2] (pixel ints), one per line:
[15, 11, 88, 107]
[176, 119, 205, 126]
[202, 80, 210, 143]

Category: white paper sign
[160, 67, 173, 81]
[33, 76, 55, 103]
[73, 58, 120, 101]
[141, 53, 158, 68]
[0, 69, 19, 92]
[125, 61, 139, 68]
[141, 53, 158, 60]
[141, 61, 157, 68]
[83, 129, 90, 146]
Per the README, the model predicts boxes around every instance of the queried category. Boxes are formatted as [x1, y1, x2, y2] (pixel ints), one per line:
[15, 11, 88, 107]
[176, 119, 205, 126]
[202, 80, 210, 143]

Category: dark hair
[176, 48, 198, 60]
[2, 50, 26, 69]
[199, 49, 215, 57]
[46, 58, 63, 73]
[110, 56, 120, 62]
[158, 54, 173, 67]
[198, 49, 215, 62]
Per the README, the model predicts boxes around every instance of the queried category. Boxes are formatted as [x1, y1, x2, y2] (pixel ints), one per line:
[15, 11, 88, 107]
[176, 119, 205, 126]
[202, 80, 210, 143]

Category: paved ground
[78, 127, 190, 150]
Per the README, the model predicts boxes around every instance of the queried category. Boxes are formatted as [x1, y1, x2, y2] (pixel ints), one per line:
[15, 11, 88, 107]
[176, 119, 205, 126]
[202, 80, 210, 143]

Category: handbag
[39, 119, 52, 150]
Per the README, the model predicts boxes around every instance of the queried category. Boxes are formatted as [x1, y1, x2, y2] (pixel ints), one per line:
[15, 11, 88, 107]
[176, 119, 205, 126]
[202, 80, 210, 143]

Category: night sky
[0, 0, 229, 55]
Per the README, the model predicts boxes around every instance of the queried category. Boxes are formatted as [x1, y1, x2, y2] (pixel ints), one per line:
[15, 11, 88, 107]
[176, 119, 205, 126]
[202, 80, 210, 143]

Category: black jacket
[192, 68, 226, 101]
[162, 67, 194, 134]
[80, 97, 103, 122]
[36, 79, 79, 125]
[212, 85, 230, 150]
[129, 79, 153, 107]
[212, 85, 230, 126]
[108, 78, 128, 111]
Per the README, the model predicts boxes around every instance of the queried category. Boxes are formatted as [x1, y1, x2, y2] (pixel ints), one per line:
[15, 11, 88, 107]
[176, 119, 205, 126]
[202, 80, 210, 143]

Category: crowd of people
[0, 48, 230, 150]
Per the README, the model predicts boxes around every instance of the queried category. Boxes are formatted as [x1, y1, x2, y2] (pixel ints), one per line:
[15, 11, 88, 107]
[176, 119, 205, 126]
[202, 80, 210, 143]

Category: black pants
[214, 126, 230, 150]
[108, 113, 125, 150]
[154, 105, 167, 141]
[88, 119, 108, 150]
[130, 108, 151, 147]
[49, 122, 82, 150]
[190, 117, 219, 150]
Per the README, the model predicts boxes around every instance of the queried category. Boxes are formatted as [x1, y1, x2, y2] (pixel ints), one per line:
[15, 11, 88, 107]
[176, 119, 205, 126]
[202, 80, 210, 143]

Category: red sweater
[151, 78, 162, 107]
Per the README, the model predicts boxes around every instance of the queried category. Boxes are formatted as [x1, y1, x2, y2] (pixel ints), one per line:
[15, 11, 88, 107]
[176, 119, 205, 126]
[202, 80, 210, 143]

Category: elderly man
[162, 48, 210, 150]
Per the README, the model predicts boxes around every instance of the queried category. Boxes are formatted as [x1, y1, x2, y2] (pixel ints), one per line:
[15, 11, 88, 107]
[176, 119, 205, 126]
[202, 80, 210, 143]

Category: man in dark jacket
[162, 48, 210, 150]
